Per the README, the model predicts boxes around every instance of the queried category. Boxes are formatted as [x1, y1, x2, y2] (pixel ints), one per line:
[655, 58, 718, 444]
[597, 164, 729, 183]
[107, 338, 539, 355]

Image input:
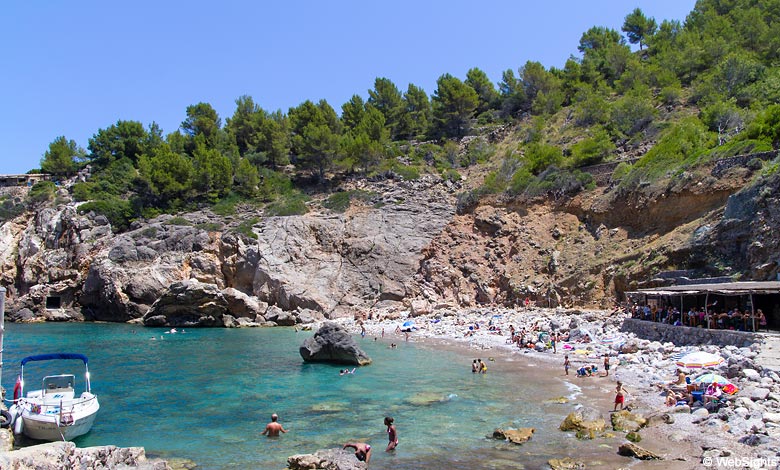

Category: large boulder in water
[300, 322, 372, 365]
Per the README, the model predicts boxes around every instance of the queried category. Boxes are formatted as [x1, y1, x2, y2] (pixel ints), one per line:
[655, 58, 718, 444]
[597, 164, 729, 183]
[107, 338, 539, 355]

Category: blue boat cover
[21, 353, 88, 366]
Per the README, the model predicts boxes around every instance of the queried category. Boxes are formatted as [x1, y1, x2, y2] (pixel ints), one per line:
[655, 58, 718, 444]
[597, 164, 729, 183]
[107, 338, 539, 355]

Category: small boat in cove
[8, 353, 99, 441]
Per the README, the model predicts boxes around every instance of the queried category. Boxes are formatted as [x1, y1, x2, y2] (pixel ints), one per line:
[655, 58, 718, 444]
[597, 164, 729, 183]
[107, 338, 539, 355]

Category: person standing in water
[613, 381, 629, 411]
[384, 416, 398, 451]
[262, 413, 288, 436]
[603, 354, 611, 376]
[564, 355, 570, 375]
[471, 359, 479, 373]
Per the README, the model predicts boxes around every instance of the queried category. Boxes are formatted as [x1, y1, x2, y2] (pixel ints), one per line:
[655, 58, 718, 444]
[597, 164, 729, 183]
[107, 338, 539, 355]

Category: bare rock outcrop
[142, 279, 267, 327]
[253, 177, 454, 317]
[1, 176, 455, 323]
[0, 441, 171, 470]
[288, 448, 367, 470]
[300, 322, 371, 365]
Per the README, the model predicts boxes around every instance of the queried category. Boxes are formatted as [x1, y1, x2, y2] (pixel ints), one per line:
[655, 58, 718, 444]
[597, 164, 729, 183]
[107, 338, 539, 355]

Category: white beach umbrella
[675, 351, 724, 369]
[600, 334, 625, 345]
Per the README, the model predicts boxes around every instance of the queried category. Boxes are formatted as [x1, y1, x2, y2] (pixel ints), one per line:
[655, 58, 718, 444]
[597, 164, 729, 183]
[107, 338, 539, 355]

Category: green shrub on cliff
[211, 192, 242, 216]
[265, 193, 309, 216]
[27, 181, 57, 205]
[569, 127, 616, 167]
[0, 196, 25, 222]
[618, 117, 714, 189]
[323, 190, 375, 213]
[78, 197, 133, 232]
[234, 217, 259, 239]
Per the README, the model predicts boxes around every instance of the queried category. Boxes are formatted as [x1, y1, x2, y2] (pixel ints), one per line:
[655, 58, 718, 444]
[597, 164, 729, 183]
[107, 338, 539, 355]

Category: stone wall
[0, 186, 29, 198]
[621, 318, 760, 348]
[711, 150, 778, 178]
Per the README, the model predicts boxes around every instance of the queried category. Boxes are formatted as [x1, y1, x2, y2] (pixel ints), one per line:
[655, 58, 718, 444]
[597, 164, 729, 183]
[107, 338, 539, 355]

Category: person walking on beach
[262, 413, 288, 436]
[613, 381, 628, 411]
[603, 355, 610, 376]
[384, 416, 398, 451]
[343, 442, 372, 463]
[551, 332, 558, 354]
[564, 355, 570, 375]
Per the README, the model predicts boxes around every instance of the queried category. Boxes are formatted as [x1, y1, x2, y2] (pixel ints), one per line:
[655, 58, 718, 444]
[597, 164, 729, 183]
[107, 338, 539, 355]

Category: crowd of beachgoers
[629, 303, 768, 332]
[335, 304, 780, 466]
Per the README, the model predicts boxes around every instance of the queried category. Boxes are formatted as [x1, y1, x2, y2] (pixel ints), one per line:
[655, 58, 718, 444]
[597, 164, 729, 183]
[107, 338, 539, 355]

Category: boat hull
[22, 410, 97, 441]
[13, 393, 99, 441]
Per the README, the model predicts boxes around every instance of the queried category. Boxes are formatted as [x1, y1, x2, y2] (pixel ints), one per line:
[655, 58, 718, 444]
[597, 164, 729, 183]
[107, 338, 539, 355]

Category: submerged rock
[404, 392, 450, 406]
[548, 457, 586, 470]
[300, 322, 372, 365]
[493, 427, 535, 444]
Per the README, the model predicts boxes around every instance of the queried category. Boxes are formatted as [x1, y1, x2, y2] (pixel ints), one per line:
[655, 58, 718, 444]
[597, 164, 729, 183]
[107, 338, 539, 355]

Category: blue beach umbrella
[693, 373, 730, 385]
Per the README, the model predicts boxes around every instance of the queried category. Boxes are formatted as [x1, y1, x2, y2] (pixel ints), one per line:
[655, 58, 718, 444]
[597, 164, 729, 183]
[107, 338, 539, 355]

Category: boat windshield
[43, 374, 76, 393]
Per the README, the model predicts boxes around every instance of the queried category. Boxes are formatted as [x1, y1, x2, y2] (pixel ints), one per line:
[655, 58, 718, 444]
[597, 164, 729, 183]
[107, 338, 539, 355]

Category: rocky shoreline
[307, 305, 780, 469]
[3, 306, 779, 469]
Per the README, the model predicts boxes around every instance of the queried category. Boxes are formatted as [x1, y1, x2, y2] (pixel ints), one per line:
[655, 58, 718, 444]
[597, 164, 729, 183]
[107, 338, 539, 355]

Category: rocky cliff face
[2, 156, 778, 321]
[0, 176, 456, 323]
[410, 157, 780, 309]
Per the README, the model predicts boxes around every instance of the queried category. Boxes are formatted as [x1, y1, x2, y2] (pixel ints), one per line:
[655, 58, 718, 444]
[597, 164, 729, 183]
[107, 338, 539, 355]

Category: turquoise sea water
[1, 323, 596, 469]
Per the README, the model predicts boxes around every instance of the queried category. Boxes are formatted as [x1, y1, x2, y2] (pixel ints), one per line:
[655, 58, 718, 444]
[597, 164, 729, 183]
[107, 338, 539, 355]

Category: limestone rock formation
[300, 322, 371, 365]
[610, 410, 647, 432]
[1, 176, 455, 323]
[492, 427, 535, 444]
[559, 407, 606, 439]
[0, 441, 171, 470]
[617, 442, 662, 460]
[142, 279, 266, 327]
[253, 177, 454, 317]
[287, 448, 367, 470]
[548, 457, 586, 470]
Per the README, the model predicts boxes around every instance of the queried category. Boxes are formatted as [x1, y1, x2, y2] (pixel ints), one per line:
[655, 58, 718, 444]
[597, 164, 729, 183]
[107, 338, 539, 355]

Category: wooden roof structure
[630, 281, 780, 297]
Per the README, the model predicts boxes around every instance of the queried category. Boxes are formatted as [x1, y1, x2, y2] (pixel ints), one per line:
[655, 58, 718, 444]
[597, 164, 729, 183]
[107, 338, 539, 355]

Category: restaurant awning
[628, 281, 780, 297]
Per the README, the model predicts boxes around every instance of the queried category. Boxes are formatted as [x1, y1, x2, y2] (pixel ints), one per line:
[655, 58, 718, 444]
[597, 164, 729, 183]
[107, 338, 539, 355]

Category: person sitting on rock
[704, 383, 723, 404]
[667, 369, 687, 388]
[665, 390, 686, 406]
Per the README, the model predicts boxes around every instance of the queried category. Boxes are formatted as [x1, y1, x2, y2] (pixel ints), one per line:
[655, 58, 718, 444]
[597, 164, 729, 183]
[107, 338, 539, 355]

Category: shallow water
[2, 323, 609, 469]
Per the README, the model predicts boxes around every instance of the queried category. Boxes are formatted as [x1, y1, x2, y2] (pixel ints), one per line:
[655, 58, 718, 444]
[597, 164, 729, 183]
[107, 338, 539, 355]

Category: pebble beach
[336, 305, 780, 469]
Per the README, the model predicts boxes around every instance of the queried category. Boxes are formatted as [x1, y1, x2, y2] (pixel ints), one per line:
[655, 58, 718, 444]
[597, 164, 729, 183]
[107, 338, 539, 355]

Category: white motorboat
[8, 353, 99, 441]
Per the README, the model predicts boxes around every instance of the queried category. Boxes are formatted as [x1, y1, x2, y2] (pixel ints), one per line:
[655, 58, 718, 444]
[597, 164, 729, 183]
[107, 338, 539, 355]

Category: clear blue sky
[1, 0, 696, 174]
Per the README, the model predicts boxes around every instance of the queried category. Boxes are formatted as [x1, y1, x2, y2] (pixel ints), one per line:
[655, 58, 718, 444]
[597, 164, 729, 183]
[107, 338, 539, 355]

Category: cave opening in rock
[45, 296, 61, 309]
